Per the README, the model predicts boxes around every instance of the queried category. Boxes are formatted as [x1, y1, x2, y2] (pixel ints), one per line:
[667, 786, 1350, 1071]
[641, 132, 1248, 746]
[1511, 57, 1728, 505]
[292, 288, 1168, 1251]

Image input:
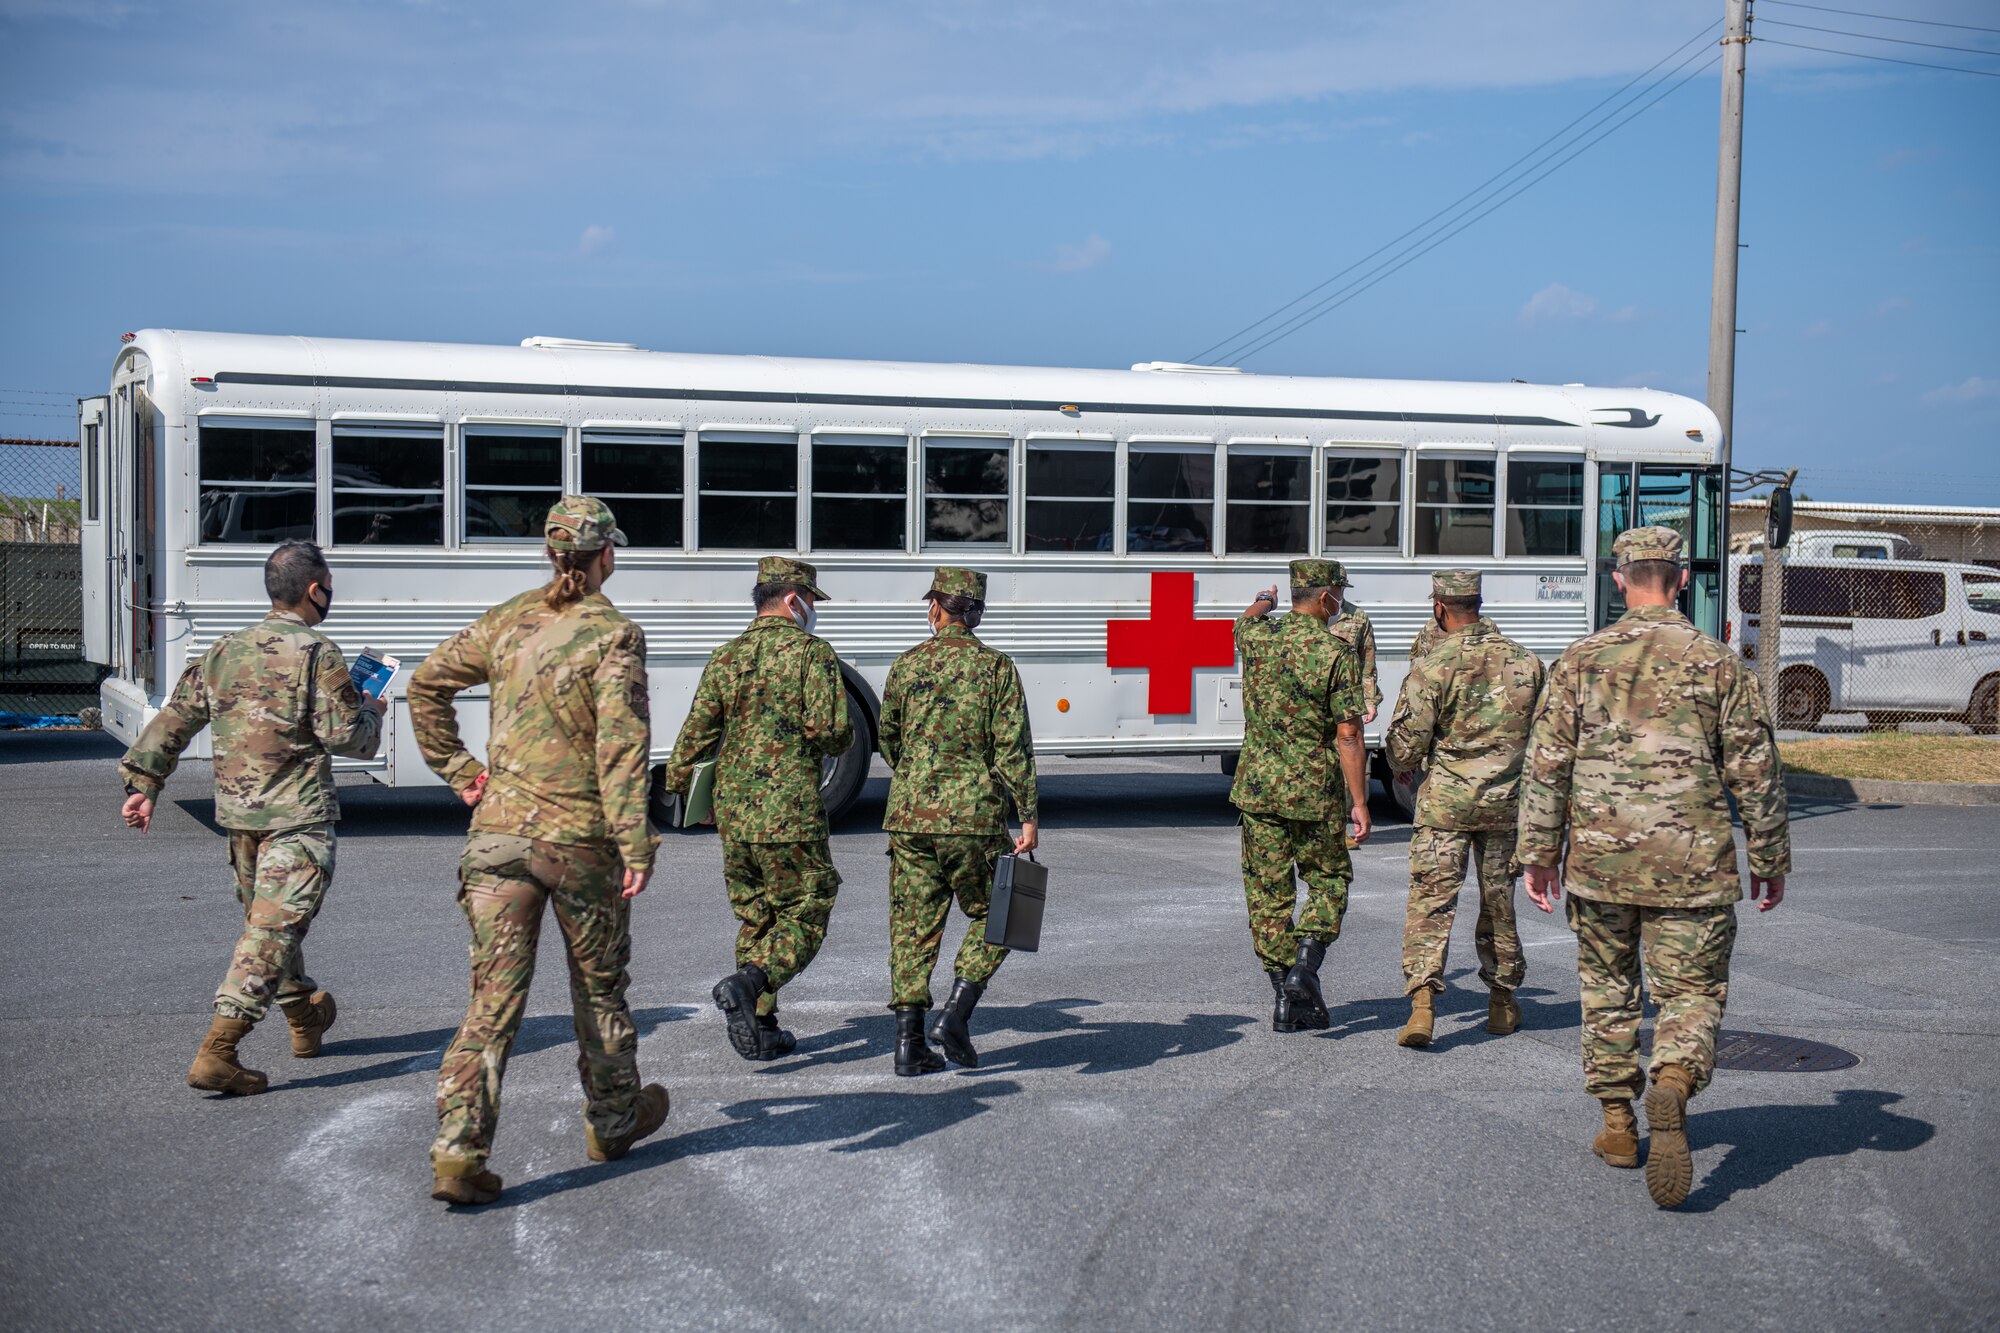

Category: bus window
[1127, 446, 1214, 553]
[1025, 442, 1114, 552]
[1414, 456, 1495, 557]
[196, 419, 316, 545]
[333, 424, 445, 546]
[699, 431, 798, 550]
[464, 427, 562, 541]
[83, 422, 99, 522]
[1323, 452, 1400, 550]
[923, 436, 1009, 546]
[1505, 456, 1584, 557]
[583, 430, 683, 548]
[811, 433, 906, 551]
[1225, 448, 1309, 554]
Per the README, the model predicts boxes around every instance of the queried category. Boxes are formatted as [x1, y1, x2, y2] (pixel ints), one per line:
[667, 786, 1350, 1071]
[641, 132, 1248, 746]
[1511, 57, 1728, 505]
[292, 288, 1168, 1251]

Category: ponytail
[545, 548, 597, 610]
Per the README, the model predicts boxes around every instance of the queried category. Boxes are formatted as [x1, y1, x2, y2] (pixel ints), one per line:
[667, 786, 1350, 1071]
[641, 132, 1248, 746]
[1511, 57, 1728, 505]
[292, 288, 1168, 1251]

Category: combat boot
[587, 1083, 670, 1163]
[1267, 970, 1301, 1033]
[1397, 987, 1435, 1048]
[1644, 1063, 1699, 1208]
[756, 1014, 797, 1060]
[1282, 940, 1331, 1030]
[431, 1158, 503, 1206]
[929, 977, 985, 1068]
[187, 1016, 269, 1095]
[711, 963, 771, 1062]
[1592, 1098, 1639, 1168]
[894, 1006, 946, 1076]
[1486, 988, 1521, 1036]
[278, 989, 338, 1058]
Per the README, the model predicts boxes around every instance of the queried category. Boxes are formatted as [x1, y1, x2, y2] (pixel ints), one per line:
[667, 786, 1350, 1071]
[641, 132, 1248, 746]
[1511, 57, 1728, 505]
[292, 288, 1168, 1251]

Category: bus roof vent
[1130, 361, 1245, 375]
[520, 337, 643, 351]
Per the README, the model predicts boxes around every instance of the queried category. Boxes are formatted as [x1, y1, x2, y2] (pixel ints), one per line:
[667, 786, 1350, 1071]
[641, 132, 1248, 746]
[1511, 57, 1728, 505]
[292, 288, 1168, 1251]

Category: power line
[1761, 1, 2000, 36]
[1227, 50, 1720, 364]
[1761, 17, 2000, 56]
[1184, 19, 1721, 365]
[1760, 36, 2000, 76]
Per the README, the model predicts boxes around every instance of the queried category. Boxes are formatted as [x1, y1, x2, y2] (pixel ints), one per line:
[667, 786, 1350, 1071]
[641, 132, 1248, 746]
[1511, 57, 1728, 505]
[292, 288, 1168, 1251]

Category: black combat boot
[1268, 970, 1301, 1034]
[712, 963, 771, 1062]
[928, 977, 985, 1068]
[756, 1013, 797, 1060]
[1283, 939, 1331, 1030]
[894, 1006, 947, 1076]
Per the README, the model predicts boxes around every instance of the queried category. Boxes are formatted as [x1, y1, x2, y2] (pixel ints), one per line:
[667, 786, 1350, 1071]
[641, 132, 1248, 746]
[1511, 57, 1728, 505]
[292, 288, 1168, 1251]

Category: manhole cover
[1638, 1029, 1859, 1072]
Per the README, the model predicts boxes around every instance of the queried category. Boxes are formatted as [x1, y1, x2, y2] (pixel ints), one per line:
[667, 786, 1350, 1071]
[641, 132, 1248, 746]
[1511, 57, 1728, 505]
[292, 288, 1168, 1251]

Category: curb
[1785, 773, 2000, 807]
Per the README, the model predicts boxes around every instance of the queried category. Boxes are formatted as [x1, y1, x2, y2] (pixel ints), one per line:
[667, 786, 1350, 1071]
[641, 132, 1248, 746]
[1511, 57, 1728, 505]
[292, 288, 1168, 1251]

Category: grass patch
[1782, 733, 2000, 785]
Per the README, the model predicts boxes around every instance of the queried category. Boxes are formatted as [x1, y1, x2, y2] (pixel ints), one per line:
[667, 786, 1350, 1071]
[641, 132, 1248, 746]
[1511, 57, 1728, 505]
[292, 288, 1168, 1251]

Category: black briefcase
[986, 852, 1048, 952]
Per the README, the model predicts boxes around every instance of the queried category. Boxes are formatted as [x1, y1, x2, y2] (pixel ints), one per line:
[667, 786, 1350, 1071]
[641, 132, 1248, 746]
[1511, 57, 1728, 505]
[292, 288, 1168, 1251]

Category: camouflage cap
[1613, 525, 1685, 567]
[928, 566, 987, 601]
[545, 495, 627, 551]
[756, 555, 831, 600]
[1431, 569, 1481, 598]
[1289, 558, 1350, 589]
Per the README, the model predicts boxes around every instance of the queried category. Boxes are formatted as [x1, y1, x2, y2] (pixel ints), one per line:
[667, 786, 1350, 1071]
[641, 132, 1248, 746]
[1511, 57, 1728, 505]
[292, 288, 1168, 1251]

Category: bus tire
[820, 689, 873, 824]
[649, 766, 691, 832]
[1777, 667, 1829, 731]
[1966, 677, 2000, 736]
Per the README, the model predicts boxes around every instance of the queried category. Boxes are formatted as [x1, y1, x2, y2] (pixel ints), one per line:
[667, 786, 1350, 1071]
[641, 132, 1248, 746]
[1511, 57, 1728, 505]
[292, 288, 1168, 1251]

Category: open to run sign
[1536, 574, 1585, 602]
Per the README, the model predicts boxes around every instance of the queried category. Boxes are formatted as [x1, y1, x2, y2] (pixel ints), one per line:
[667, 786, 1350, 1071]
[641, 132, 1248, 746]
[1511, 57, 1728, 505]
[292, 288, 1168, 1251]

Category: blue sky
[2, 0, 1994, 504]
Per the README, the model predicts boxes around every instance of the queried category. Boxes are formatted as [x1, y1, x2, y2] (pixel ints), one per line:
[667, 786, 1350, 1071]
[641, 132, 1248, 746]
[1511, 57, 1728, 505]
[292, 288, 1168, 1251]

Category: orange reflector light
[1057, 697, 1070, 713]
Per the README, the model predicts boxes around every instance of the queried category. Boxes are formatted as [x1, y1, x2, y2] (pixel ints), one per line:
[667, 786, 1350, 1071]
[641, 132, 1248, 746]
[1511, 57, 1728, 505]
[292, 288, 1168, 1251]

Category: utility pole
[1710, 0, 1751, 635]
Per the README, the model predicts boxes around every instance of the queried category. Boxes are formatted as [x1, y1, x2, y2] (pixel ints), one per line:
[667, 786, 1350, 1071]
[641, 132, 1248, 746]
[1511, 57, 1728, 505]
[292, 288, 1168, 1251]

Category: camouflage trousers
[432, 833, 643, 1172]
[887, 831, 1011, 1009]
[1567, 894, 1738, 1101]
[1401, 825, 1524, 996]
[215, 823, 335, 1022]
[1238, 811, 1351, 973]
[724, 837, 841, 1019]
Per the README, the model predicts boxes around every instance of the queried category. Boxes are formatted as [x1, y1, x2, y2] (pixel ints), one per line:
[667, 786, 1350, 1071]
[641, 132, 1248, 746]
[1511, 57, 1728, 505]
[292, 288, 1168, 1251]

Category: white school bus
[77, 330, 1726, 820]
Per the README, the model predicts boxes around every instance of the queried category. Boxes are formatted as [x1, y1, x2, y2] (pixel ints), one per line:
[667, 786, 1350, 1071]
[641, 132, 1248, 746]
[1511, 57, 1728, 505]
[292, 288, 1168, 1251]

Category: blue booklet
[349, 648, 401, 700]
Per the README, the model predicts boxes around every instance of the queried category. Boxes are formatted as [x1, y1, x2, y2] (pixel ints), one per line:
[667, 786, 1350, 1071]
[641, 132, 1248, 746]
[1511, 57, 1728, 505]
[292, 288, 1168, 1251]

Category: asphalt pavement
[1, 732, 1994, 1331]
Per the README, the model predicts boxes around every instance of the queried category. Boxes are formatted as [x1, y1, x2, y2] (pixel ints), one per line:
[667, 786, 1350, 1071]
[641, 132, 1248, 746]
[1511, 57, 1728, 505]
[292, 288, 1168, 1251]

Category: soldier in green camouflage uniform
[1327, 579, 1381, 724]
[1520, 526, 1791, 1209]
[878, 567, 1040, 1075]
[665, 555, 854, 1063]
[118, 540, 383, 1097]
[1384, 570, 1545, 1048]
[1231, 558, 1373, 1033]
[410, 497, 669, 1206]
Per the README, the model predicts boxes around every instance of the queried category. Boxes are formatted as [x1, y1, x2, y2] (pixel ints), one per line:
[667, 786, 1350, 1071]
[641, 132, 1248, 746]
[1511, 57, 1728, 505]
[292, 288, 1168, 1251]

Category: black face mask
[309, 587, 332, 621]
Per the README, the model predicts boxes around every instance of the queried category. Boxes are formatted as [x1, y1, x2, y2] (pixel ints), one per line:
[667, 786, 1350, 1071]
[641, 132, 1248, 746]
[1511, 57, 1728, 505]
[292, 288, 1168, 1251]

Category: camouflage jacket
[1518, 605, 1792, 907]
[664, 615, 853, 843]
[409, 587, 658, 871]
[1328, 602, 1381, 711]
[118, 611, 381, 831]
[1229, 610, 1365, 821]
[1384, 618, 1545, 830]
[879, 625, 1038, 835]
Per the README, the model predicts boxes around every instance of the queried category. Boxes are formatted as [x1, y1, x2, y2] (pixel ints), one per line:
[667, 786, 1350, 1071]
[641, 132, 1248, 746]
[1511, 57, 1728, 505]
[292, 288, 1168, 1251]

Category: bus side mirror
[1767, 486, 1794, 551]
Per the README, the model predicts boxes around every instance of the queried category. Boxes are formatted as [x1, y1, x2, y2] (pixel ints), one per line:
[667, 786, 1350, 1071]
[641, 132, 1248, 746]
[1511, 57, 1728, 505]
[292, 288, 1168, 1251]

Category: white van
[1730, 554, 2000, 732]
[1786, 530, 1920, 562]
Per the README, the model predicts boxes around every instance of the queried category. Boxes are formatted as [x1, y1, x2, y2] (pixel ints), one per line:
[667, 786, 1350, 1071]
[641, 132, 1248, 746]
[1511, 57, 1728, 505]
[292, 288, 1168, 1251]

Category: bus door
[107, 382, 157, 690]
[77, 397, 110, 666]
[1591, 463, 1725, 636]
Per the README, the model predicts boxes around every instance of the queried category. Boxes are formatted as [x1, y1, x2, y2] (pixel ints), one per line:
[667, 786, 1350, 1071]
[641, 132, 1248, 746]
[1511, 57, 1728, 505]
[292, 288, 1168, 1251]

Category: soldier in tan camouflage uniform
[878, 567, 1039, 1076]
[1231, 558, 1373, 1033]
[410, 497, 668, 1206]
[118, 540, 384, 1097]
[1520, 526, 1790, 1209]
[665, 556, 854, 1063]
[1326, 577, 1381, 725]
[1384, 570, 1544, 1048]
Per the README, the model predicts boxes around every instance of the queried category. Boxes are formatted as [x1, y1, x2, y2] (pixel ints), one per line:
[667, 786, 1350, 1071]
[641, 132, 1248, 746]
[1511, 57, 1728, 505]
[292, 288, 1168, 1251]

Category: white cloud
[1518, 282, 1597, 327]
[1921, 377, 1999, 407]
[1037, 233, 1111, 274]
[578, 224, 615, 257]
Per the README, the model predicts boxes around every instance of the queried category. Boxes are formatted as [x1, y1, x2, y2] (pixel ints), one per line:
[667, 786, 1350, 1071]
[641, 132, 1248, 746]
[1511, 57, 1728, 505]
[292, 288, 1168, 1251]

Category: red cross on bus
[1105, 571, 1237, 715]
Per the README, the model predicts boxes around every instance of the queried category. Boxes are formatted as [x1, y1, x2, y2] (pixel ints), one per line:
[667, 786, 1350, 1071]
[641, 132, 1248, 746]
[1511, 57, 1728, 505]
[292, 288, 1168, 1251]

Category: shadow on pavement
[0, 731, 122, 766]
[776, 999, 1252, 1076]
[282, 1005, 692, 1090]
[1678, 1088, 1935, 1212]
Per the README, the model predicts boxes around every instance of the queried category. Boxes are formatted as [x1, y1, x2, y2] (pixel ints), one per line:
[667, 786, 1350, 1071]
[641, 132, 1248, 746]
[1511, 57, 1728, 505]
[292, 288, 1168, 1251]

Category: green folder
[682, 758, 718, 827]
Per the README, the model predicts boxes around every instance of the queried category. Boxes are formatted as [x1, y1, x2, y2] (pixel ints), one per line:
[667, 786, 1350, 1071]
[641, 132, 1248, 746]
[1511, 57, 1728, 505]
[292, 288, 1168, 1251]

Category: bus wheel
[819, 690, 874, 824]
[1966, 678, 2000, 736]
[1777, 667, 1829, 730]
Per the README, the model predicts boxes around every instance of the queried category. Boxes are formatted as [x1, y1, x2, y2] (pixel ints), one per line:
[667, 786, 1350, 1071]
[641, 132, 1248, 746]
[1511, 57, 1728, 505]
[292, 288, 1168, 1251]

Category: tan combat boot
[586, 1083, 671, 1163]
[1486, 988, 1522, 1035]
[278, 990, 338, 1058]
[431, 1157, 503, 1206]
[1592, 1099, 1639, 1168]
[1643, 1063, 1699, 1208]
[1397, 987, 1434, 1048]
[187, 1016, 269, 1096]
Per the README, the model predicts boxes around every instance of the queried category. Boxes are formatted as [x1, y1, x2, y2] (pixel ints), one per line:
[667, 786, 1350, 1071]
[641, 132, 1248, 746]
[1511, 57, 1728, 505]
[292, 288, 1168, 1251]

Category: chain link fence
[1, 437, 104, 722]
[1729, 500, 2000, 735]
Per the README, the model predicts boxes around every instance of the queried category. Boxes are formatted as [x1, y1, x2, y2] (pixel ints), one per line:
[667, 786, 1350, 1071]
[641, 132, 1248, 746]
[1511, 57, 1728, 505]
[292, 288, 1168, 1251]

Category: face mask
[1435, 608, 1448, 631]
[788, 594, 817, 635]
[309, 586, 332, 622]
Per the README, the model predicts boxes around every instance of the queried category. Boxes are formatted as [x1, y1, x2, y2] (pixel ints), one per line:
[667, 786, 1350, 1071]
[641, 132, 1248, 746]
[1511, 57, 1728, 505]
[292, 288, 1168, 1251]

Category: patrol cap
[545, 495, 627, 551]
[927, 566, 987, 601]
[1289, 558, 1349, 589]
[1431, 569, 1481, 598]
[1613, 525, 1685, 567]
[756, 555, 831, 600]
